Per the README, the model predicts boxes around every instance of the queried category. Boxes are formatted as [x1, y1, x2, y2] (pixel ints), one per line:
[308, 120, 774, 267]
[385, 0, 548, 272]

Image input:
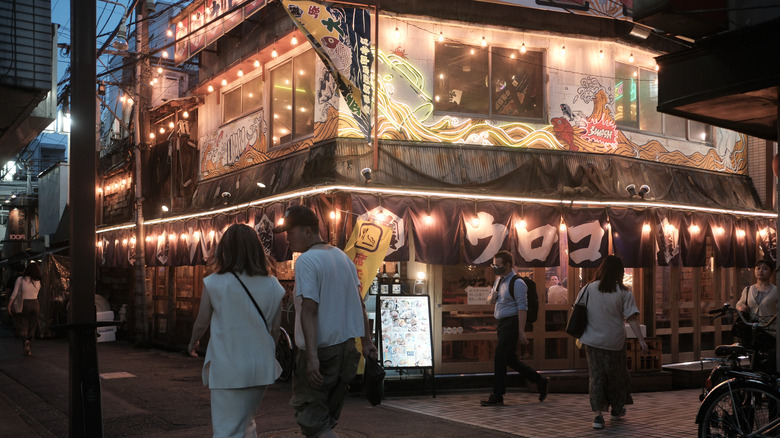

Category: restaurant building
[97, 0, 777, 374]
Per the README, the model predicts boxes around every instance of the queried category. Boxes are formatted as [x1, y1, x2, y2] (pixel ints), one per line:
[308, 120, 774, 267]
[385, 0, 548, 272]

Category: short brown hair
[494, 250, 513, 266]
[214, 224, 270, 276]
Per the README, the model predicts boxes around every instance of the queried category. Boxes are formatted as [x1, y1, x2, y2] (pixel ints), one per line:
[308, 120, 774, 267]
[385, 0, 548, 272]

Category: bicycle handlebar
[710, 303, 777, 329]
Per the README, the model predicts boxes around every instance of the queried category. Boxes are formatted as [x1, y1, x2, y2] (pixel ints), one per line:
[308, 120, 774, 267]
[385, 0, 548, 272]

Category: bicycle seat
[715, 344, 747, 357]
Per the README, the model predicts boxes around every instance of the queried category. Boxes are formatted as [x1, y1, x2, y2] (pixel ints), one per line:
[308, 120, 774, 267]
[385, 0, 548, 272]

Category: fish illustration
[321, 35, 339, 49]
[551, 117, 576, 150]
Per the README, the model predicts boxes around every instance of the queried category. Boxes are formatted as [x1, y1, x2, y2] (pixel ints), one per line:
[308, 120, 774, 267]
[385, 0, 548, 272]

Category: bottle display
[392, 262, 402, 294]
[380, 264, 390, 295]
[370, 269, 380, 295]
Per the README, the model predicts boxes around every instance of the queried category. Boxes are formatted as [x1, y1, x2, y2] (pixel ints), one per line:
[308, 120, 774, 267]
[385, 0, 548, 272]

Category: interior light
[417, 271, 426, 281]
[149, 132, 155, 139]
[256, 182, 266, 188]
[655, 64, 660, 72]
[520, 42, 527, 54]
[182, 110, 189, 118]
[629, 53, 634, 63]
[120, 95, 126, 102]
[207, 85, 214, 93]
[253, 60, 260, 68]
[438, 32, 444, 42]
[481, 36, 487, 47]
[237, 69, 243, 77]
[122, 239, 128, 245]
[271, 48, 278, 58]
[130, 236, 136, 244]
[424, 215, 433, 225]
[470, 48, 475, 55]
[177, 21, 184, 28]
[168, 121, 174, 129]
[690, 224, 700, 234]
[221, 79, 228, 86]
[510, 53, 515, 59]
[159, 127, 165, 134]
[376, 211, 386, 221]
[642, 223, 651, 233]
[330, 211, 336, 220]
[471, 217, 480, 228]
[736, 229, 746, 238]
[161, 205, 169, 212]
[291, 36, 298, 45]
[439, 73, 444, 79]
[518, 219, 527, 230]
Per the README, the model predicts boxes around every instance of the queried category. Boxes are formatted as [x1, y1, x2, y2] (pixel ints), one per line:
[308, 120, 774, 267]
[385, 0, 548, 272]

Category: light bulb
[168, 121, 174, 129]
[642, 223, 651, 233]
[520, 43, 526, 54]
[417, 271, 426, 280]
[127, 97, 134, 105]
[629, 53, 634, 63]
[221, 79, 227, 86]
[161, 205, 169, 212]
[167, 29, 173, 37]
[599, 49, 604, 59]
[159, 127, 165, 134]
[253, 60, 260, 68]
[438, 32, 444, 42]
[157, 67, 163, 73]
[149, 132, 155, 139]
[560, 45, 566, 56]
[237, 69, 243, 77]
[424, 215, 433, 225]
[271, 48, 278, 58]
[481, 36, 487, 47]
[329, 211, 336, 220]
[394, 27, 400, 40]
[291, 36, 298, 45]
[471, 217, 480, 228]
[559, 222, 567, 231]
[182, 110, 189, 118]
[655, 64, 659, 71]
[161, 51, 168, 58]
[207, 85, 214, 93]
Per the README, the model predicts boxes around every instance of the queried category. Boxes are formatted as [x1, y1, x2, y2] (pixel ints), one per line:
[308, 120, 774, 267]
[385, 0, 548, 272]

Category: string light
[481, 36, 487, 47]
[221, 79, 228, 86]
[271, 47, 278, 58]
[560, 45, 566, 56]
[237, 69, 243, 77]
[629, 53, 634, 63]
[599, 49, 605, 59]
[424, 214, 433, 225]
[207, 85, 214, 93]
[167, 28, 173, 37]
[161, 51, 168, 58]
[291, 36, 298, 45]
[149, 132, 155, 139]
[520, 42, 526, 54]
[168, 121, 174, 129]
[159, 127, 165, 134]
[642, 223, 651, 233]
[253, 60, 260, 68]
[182, 110, 189, 118]
[394, 27, 400, 40]
[157, 67, 163, 73]
[438, 32, 444, 42]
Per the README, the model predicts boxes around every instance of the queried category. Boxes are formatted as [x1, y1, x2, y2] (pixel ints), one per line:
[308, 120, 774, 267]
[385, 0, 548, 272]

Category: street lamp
[99, 0, 130, 52]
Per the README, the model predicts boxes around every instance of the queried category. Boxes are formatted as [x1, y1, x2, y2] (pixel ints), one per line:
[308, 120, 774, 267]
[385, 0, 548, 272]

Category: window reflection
[271, 49, 315, 146]
[615, 62, 638, 128]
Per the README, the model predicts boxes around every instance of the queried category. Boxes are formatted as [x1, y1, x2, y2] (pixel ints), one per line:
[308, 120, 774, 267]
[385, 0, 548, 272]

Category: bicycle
[697, 304, 780, 437]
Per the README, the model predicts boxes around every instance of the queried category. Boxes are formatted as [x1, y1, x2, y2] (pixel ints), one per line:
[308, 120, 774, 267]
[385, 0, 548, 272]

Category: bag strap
[574, 282, 591, 306]
[231, 271, 268, 327]
[508, 275, 521, 299]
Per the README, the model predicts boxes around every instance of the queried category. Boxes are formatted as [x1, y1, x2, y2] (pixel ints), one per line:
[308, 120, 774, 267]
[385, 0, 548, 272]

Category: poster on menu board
[378, 295, 433, 368]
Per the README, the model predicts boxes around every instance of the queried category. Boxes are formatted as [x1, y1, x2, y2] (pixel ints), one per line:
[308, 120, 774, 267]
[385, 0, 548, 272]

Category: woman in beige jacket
[7, 263, 41, 356]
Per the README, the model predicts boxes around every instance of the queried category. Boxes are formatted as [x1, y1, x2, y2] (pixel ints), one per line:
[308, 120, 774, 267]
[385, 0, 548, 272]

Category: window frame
[268, 47, 316, 149]
[433, 41, 546, 122]
[220, 69, 265, 125]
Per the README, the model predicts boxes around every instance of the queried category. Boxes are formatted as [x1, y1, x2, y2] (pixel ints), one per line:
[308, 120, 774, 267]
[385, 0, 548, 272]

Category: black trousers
[493, 315, 542, 395]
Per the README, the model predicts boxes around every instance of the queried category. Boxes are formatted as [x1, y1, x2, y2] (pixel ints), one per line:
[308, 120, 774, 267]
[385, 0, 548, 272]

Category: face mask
[491, 265, 504, 275]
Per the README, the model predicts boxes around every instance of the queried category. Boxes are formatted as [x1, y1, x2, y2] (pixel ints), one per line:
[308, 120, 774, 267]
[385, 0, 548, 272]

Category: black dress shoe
[480, 394, 504, 406]
[538, 377, 550, 402]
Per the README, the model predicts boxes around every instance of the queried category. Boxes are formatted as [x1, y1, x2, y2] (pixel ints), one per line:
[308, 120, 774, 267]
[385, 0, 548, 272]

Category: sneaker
[592, 415, 605, 429]
[23, 340, 31, 357]
[480, 394, 504, 406]
[610, 408, 626, 420]
[538, 377, 550, 402]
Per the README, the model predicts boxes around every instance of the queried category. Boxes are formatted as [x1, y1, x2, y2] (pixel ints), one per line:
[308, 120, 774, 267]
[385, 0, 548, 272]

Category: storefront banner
[7, 208, 27, 240]
[512, 204, 560, 267]
[564, 209, 609, 268]
[681, 212, 708, 267]
[609, 209, 653, 268]
[282, 1, 373, 140]
[352, 194, 409, 261]
[707, 214, 735, 267]
[200, 109, 263, 178]
[408, 198, 462, 265]
[344, 219, 393, 298]
[461, 201, 513, 266]
[655, 210, 681, 266]
[735, 218, 758, 268]
[248, 207, 276, 258]
[263, 203, 290, 262]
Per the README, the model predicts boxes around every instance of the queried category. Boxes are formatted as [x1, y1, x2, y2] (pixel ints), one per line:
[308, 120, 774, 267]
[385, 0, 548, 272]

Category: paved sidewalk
[0, 324, 703, 437]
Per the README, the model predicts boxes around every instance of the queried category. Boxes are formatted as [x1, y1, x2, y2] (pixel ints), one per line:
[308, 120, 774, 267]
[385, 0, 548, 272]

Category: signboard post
[377, 295, 435, 396]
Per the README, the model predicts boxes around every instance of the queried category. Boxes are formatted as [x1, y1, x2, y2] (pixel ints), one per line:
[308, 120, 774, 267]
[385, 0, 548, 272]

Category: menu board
[378, 295, 433, 368]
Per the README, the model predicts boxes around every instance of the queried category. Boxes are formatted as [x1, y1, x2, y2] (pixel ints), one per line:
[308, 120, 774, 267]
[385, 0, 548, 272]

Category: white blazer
[189, 272, 285, 389]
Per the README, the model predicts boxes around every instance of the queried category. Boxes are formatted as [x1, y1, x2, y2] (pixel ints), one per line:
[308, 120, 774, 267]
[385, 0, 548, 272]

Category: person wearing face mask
[480, 250, 549, 406]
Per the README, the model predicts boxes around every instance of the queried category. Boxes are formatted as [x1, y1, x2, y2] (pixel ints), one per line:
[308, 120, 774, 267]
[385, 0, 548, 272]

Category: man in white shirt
[274, 205, 377, 438]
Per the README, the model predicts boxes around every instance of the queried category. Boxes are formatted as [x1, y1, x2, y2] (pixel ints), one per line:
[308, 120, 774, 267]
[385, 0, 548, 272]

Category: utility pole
[69, 0, 102, 435]
[133, 0, 151, 343]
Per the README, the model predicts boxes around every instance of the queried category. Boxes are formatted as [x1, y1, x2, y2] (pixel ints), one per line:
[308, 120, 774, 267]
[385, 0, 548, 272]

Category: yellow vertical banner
[344, 219, 392, 298]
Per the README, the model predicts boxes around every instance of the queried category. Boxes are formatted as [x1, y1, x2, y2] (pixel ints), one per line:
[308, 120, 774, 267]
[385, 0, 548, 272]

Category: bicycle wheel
[275, 327, 294, 382]
[698, 379, 780, 437]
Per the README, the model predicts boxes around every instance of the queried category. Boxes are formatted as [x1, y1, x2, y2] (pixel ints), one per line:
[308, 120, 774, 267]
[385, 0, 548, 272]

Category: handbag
[232, 272, 283, 380]
[11, 290, 23, 314]
[362, 357, 386, 406]
[565, 283, 590, 338]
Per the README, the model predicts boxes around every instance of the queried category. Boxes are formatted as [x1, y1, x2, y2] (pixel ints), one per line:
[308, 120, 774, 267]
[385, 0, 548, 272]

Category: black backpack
[509, 275, 539, 331]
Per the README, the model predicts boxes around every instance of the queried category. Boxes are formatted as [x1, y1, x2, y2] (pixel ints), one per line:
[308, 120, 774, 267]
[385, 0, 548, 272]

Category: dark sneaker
[610, 408, 626, 420]
[593, 415, 605, 429]
[538, 377, 550, 402]
[480, 394, 504, 406]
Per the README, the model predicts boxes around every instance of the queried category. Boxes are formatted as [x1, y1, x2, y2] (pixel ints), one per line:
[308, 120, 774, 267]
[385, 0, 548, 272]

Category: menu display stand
[377, 294, 436, 397]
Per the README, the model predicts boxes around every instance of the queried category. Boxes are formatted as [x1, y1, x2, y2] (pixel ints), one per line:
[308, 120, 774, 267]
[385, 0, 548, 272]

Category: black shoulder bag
[565, 283, 590, 338]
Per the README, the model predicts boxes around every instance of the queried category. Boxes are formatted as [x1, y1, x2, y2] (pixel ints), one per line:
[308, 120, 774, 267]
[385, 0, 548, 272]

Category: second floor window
[222, 74, 263, 124]
[270, 49, 315, 146]
[434, 43, 544, 120]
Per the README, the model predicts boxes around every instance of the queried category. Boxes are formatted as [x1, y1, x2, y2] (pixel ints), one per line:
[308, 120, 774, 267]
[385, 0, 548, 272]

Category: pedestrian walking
[7, 263, 41, 357]
[273, 205, 377, 438]
[575, 255, 647, 430]
[480, 250, 549, 406]
[188, 224, 286, 438]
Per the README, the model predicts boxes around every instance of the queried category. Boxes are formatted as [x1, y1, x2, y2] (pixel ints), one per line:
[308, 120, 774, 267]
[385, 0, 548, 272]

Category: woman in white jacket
[188, 224, 285, 438]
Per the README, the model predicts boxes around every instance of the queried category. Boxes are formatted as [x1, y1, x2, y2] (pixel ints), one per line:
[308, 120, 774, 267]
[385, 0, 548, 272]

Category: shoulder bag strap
[231, 272, 268, 327]
[574, 282, 591, 307]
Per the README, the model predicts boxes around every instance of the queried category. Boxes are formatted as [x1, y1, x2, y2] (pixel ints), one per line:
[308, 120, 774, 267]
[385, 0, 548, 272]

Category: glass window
[664, 114, 687, 138]
[222, 73, 264, 124]
[614, 62, 638, 128]
[244, 75, 263, 113]
[434, 43, 543, 119]
[270, 49, 316, 147]
[492, 47, 543, 119]
[223, 87, 242, 122]
[689, 120, 712, 143]
[638, 69, 661, 133]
